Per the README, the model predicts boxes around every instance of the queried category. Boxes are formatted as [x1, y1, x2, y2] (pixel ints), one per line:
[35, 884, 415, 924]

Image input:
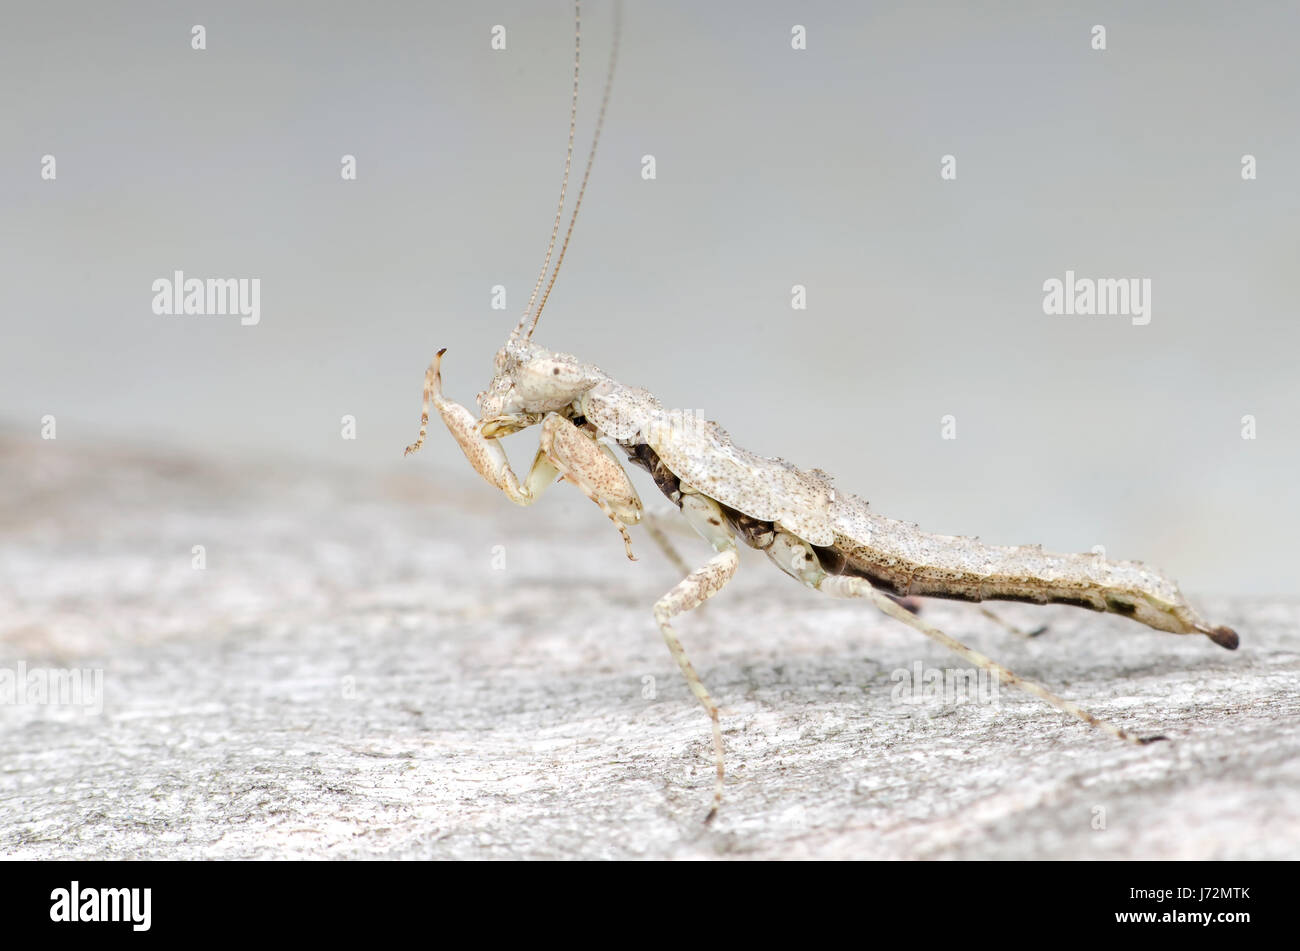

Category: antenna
[509, 1, 582, 347]
[509, 0, 622, 347]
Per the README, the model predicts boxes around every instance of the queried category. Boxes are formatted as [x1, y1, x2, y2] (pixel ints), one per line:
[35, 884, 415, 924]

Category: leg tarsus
[403, 347, 448, 457]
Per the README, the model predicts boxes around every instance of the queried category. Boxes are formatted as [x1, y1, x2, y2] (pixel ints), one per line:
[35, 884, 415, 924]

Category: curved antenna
[528, 1, 621, 338]
[509, 0, 622, 347]
[509, 0, 583, 348]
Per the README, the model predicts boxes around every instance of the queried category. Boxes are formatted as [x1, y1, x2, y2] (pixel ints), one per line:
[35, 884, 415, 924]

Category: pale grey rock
[1, 435, 1296, 859]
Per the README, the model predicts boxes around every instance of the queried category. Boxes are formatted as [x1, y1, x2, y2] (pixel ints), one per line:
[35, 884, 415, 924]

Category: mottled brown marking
[1209, 626, 1240, 650]
[1105, 596, 1137, 616]
[620, 442, 681, 505]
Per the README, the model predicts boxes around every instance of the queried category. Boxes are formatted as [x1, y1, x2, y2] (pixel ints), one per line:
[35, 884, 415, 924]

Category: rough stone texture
[1, 434, 1296, 860]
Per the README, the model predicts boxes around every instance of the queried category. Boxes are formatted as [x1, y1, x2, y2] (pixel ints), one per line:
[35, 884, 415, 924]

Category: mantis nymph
[406, 2, 1238, 821]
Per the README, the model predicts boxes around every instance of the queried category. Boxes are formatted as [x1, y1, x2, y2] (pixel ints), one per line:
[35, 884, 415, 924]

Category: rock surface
[1, 435, 1296, 859]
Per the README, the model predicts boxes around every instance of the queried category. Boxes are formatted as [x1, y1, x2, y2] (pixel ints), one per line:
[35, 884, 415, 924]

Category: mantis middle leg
[652, 486, 740, 822]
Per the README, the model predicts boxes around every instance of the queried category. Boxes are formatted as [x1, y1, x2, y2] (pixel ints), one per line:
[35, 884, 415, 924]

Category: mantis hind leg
[886, 594, 1048, 639]
[653, 487, 740, 823]
[765, 530, 1165, 747]
[978, 606, 1049, 639]
[823, 574, 1163, 745]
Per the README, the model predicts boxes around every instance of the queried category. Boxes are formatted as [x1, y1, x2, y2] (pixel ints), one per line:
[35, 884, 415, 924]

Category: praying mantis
[404, 2, 1238, 822]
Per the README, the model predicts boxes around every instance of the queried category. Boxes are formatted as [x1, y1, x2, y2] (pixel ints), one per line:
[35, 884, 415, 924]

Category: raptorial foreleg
[404, 349, 555, 504]
[537, 412, 643, 559]
[405, 349, 643, 557]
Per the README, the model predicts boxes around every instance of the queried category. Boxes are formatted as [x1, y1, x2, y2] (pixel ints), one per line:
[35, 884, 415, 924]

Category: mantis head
[477, 341, 605, 424]
[472, 1, 620, 428]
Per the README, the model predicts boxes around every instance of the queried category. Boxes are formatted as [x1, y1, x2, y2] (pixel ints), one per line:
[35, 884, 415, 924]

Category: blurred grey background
[2, 0, 1296, 596]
